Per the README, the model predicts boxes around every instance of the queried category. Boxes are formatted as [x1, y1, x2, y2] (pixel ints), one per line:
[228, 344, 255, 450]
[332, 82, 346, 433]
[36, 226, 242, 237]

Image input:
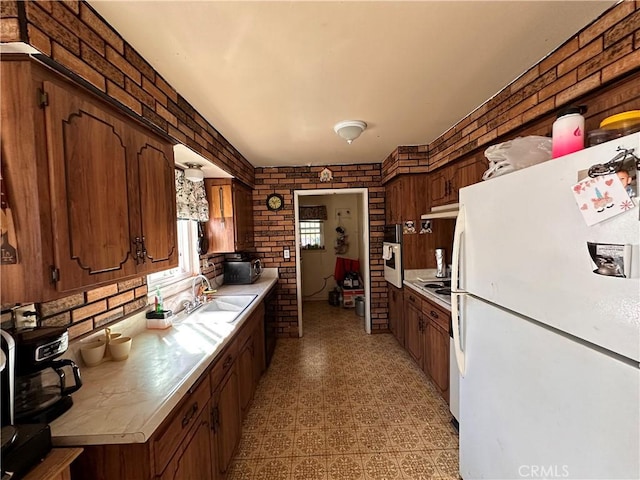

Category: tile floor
[227, 301, 460, 480]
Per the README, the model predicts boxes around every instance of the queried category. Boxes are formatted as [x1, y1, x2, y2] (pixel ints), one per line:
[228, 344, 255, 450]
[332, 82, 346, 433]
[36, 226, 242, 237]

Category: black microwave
[383, 224, 402, 244]
[224, 259, 262, 284]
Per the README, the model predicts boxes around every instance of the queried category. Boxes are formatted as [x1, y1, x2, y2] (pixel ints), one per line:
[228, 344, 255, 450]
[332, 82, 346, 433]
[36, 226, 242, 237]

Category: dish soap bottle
[155, 286, 163, 313]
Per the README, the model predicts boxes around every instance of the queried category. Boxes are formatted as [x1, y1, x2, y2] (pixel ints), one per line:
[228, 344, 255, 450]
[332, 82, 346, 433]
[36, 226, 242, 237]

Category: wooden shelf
[23, 448, 83, 480]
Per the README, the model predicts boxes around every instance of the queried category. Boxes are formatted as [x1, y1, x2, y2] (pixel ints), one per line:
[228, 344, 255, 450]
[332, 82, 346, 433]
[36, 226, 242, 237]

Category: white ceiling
[91, 1, 614, 168]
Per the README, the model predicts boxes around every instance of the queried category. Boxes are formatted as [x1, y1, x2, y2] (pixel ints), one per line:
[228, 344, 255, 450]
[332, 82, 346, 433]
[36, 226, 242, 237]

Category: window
[147, 219, 199, 288]
[300, 220, 324, 249]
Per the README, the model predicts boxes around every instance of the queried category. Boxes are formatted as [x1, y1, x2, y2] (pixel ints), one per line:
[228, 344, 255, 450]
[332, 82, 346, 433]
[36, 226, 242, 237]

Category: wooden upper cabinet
[44, 81, 137, 291]
[430, 157, 486, 207]
[233, 181, 254, 252]
[205, 179, 254, 253]
[385, 175, 429, 226]
[43, 80, 177, 292]
[131, 132, 177, 272]
[385, 178, 402, 224]
[0, 56, 177, 301]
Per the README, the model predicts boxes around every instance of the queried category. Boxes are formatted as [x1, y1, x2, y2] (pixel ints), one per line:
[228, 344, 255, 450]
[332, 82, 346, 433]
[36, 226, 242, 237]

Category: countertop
[49, 271, 278, 447]
[403, 269, 452, 312]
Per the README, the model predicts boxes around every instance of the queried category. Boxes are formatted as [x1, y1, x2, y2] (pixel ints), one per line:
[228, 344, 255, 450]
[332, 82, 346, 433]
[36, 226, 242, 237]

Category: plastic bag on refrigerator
[482, 135, 552, 180]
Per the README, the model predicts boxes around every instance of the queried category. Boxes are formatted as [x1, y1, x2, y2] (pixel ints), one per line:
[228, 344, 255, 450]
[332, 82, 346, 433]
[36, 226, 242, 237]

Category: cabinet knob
[181, 401, 199, 428]
[430, 310, 439, 319]
[223, 355, 233, 369]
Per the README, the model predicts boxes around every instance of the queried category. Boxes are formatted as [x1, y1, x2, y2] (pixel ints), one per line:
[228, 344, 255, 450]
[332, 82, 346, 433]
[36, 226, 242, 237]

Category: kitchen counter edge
[49, 273, 278, 447]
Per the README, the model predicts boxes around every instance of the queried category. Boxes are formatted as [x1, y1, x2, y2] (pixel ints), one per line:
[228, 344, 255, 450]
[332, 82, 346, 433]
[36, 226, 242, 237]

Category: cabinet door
[404, 300, 423, 366]
[130, 130, 177, 273]
[159, 405, 213, 480]
[252, 305, 266, 382]
[450, 157, 486, 201]
[232, 182, 254, 251]
[387, 179, 403, 224]
[427, 322, 450, 404]
[237, 336, 254, 417]
[388, 284, 404, 347]
[429, 167, 453, 207]
[212, 365, 241, 479]
[43, 81, 137, 292]
[206, 181, 234, 253]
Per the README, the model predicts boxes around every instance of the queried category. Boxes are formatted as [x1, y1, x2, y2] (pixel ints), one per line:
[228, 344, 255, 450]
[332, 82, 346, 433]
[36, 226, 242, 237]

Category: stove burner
[423, 283, 443, 288]
[435, 288, 452, 295]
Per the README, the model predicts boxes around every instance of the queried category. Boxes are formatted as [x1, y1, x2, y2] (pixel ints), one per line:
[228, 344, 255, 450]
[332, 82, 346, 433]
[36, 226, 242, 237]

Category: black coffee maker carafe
[12, 326, 82, 424]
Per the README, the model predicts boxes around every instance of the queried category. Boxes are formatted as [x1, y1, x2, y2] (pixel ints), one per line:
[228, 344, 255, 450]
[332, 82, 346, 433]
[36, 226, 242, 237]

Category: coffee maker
[2, 329, 54, 479]
[12, 326, 82, 423]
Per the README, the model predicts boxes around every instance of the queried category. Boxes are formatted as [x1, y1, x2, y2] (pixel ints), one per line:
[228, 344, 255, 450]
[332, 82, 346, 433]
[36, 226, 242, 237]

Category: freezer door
[459, 133, 640, 362]
[460, 295, 640, 480]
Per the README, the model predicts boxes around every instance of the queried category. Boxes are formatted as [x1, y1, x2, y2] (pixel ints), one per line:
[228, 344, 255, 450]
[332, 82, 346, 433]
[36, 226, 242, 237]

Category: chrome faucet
[183, 274, 214, 314]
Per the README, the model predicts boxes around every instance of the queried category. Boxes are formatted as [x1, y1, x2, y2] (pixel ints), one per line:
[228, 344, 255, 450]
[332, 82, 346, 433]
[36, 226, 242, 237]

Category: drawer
[422, 299, 450, 332]
[404, 289, 425, 308]
[154, 374, 211, 474]
[236, 314, 255, 350]
[210, 339, 238, 389]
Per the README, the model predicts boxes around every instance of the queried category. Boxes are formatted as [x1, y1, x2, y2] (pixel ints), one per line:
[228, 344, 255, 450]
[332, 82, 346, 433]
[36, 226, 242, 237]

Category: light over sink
[181, 294, 258, 324]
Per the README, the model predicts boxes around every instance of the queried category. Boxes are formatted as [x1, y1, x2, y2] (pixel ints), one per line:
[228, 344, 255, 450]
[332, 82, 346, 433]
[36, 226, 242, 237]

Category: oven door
[383, 242, 402, 288]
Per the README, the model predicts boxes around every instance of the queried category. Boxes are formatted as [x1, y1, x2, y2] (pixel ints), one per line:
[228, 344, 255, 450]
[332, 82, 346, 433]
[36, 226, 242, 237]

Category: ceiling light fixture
[334, 120, 367, 144]
[184, 163, 204, 182]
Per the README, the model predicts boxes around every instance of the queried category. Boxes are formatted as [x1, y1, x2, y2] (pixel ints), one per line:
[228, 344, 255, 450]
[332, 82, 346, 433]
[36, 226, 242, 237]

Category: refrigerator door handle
[451, 204, 465, 294]
[451, 292, 466, 376]
[451, 204, 466, 376]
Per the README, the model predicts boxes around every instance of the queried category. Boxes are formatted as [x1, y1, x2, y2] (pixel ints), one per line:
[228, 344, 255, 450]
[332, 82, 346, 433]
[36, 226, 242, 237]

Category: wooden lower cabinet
[426, 322, 449, 403]
[237, 303, 266, 418]
[71, 298, 268, 480]
[237, 335, 254, 416]
[211, 364, 241, 480]
[404, 290, 424, 366]
[388, 283, 404, 347]
[402, 289, 450, 404]
[159, 403, 214, 480]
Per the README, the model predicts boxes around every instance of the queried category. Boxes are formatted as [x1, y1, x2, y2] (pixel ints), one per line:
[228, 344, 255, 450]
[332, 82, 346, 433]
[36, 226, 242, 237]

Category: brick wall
[3, 0, 638, 339]
[0, 0, 254, 187]
[35, 253, 226, 339]
[38, 278, 148, 338]
[382, 1, 640, 182]
[0, 0, 248, 338]
[254, 164, 387, 336]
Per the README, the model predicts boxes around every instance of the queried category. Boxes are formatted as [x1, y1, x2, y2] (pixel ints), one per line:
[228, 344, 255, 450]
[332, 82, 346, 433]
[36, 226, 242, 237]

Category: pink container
[552, 106, 587, 158]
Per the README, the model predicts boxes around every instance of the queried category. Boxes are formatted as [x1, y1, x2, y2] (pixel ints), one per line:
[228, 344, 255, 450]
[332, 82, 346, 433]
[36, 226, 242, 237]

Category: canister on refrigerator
[551, 106, 586, 158]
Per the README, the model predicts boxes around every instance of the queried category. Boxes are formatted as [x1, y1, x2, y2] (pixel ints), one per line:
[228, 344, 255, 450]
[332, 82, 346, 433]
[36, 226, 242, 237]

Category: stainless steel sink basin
[182, 294, 258, 324]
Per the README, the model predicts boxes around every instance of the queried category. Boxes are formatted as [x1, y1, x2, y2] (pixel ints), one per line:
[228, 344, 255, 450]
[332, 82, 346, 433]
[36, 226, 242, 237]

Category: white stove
[405, 278, 452, 307]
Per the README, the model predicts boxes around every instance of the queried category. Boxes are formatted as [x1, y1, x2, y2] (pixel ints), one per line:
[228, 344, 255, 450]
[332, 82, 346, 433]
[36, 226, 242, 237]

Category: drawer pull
[181, 401, 199, 428]
[430, 310, 439, 319]
[223, 355, 233, 369]
[409, 295, 415, 302]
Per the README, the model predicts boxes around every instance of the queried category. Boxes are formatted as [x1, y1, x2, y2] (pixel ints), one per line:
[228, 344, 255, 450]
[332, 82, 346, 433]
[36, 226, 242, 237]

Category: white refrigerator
[451, 133, 640, 479]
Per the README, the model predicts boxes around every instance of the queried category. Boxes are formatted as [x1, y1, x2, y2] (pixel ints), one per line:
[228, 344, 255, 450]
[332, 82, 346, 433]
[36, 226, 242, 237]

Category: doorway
[294, 188, 371, 336]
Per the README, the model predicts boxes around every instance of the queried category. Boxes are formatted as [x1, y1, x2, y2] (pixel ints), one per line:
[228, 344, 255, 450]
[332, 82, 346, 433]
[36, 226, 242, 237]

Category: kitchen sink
[182, 294, 258, 324]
